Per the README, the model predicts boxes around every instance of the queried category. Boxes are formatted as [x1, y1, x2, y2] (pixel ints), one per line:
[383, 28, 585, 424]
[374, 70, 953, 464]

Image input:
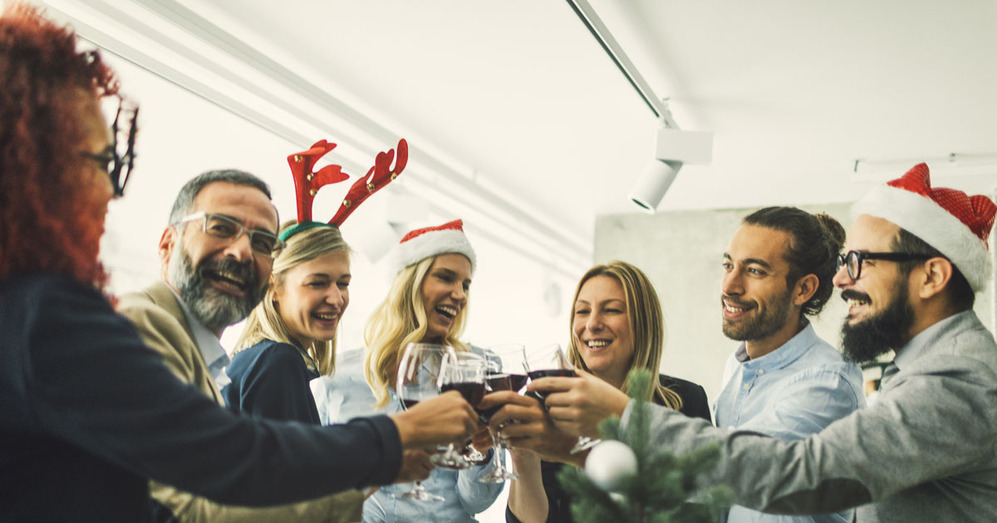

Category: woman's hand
[529, 367, 631, 439]
[479, 391, 580, 465]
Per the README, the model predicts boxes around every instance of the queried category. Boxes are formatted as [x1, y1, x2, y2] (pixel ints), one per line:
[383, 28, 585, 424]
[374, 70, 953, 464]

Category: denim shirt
[312, 347, 503, 522]
[715, 322, 864, 523]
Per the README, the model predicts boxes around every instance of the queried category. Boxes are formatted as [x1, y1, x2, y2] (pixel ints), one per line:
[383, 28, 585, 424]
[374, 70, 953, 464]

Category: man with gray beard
[121, 169, 275, 397]
[118, 169, 366, 521]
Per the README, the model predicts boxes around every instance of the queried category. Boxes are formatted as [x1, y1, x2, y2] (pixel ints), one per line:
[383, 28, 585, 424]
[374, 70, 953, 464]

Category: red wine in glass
[526, 368, 577, 401]
[441, 381, 485, 407]
[477, 374, 513, 422]
[401, 399, 420, 410]
[507, 373, 529, 393]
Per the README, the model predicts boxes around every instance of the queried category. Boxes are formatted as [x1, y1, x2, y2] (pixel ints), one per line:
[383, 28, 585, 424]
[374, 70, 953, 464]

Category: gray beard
[168, 249, 263, 332]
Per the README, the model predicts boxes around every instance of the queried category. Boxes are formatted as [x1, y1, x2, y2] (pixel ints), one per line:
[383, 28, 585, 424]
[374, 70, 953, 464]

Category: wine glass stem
[491, 433, 506, 473]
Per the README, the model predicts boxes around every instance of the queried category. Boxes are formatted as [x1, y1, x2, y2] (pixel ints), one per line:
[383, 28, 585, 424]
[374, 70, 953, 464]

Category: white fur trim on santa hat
[387, 228, 476, 276]
[852, 184, 991, 291]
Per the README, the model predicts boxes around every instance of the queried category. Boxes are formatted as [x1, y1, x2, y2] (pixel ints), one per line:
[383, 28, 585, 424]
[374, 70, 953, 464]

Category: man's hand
[479, 391, 582, 466]
[393, 449, 434, 483]
[390, 391, 477, 450]
[530, 367, 630, 438]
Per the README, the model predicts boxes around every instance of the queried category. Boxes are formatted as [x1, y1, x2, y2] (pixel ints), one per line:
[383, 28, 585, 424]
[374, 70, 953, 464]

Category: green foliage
[558, 368, 734, 523]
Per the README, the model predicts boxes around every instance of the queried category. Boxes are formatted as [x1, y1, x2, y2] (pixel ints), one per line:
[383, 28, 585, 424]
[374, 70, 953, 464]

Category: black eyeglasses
[81, 97, 138, 197]
[174, 211, 284, 258]
[836, 250, 934, 280]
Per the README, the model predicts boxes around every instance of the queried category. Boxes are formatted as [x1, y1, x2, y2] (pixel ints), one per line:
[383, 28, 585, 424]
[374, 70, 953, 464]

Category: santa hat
[852, 163, 996, 291]
[388, 219, 476, 275]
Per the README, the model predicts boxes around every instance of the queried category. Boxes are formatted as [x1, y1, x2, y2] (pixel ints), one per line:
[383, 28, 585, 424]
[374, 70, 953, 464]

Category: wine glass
[433, 350, 488, 469]
[523, 343, 600, 454]
[477, 343, 527, 483]
[394, 342, 450, 502]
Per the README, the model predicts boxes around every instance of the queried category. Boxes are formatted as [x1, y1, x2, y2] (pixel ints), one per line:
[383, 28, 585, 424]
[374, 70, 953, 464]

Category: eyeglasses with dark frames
[836, 250, 934, 281]
[174, 211, 284, 258]
[81, 96, 138, 197]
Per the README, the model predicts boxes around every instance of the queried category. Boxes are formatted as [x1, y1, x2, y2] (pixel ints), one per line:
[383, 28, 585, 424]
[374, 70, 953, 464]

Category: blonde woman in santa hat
[312, 219, 503, 522]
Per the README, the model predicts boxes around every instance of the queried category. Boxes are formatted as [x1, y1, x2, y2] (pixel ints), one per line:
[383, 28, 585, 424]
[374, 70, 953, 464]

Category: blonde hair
[234, 222, 349, 376]
[363, 255, 471, 407]
[567, 260, 682, 410]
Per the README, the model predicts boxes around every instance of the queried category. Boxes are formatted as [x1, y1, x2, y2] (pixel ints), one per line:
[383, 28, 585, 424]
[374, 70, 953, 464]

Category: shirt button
[742, 383, 750, 391]
[759, 369, 765, 374]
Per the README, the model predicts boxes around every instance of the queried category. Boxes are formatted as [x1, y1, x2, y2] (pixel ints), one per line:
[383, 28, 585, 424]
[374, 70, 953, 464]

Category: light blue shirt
[311, 347, 503, 523]
[715, 322, 864, 523]
[169, 287, 230, 389]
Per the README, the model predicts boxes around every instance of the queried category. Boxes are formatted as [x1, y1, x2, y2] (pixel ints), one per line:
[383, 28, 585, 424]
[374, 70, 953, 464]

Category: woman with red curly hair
[0, 3, 478, 521]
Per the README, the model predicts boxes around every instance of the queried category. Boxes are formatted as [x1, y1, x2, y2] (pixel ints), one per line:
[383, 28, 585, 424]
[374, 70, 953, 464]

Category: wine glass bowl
[434, 350, 488, 469]
[476, 343, 531, 483]
[522, 343, 599, 454]
[394, 342, 450, 502]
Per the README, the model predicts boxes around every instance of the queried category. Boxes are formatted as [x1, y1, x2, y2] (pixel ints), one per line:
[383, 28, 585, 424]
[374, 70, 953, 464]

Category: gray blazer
[627, 310, 997, 522]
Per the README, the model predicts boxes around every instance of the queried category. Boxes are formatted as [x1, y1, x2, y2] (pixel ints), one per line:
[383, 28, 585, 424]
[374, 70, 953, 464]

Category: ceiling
[43, 0, 997, 271]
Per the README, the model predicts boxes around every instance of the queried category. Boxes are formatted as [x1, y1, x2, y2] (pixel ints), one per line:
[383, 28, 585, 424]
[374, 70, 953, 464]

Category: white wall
[99, 56, 577, 356]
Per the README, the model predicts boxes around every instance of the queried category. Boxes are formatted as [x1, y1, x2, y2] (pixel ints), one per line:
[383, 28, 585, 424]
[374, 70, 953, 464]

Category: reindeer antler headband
[280, 138, 408, 241]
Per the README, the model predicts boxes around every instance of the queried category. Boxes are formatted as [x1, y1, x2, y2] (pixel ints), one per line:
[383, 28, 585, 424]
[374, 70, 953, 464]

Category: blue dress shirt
[312, 347, 503, 522]
[170, 287, 231, 389]
[715, 322, 864, 523]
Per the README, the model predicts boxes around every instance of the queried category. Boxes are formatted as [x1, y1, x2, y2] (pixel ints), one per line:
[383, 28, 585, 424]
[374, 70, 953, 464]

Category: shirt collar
[168, 286, 231, 386]
[893, 311, 968, 371]
[734, 319, 819, 369]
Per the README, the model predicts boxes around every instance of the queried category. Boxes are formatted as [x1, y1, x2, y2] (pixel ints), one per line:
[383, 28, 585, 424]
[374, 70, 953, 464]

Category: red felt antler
[330, 138, 408, 226]
[286, 138, 407, 226]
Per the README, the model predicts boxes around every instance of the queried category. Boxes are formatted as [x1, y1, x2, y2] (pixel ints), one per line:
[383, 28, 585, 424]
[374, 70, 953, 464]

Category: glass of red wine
[434, 350, 488, 469]
[477, 343, 530, 482]
[523, 343, 600, 454]
[394, 342, 450, 502]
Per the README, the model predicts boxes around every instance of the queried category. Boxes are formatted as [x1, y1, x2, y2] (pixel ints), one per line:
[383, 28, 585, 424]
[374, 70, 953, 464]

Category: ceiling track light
[565, 0, 713, 212]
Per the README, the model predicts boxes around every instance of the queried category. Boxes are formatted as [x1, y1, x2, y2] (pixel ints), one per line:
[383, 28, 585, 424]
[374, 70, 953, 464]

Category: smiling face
[834, 215, 906, 327]
[833, 214, 915, 362]
[572, 274, 635, 387]
[721, 224, 804, 358]
[274, 250, 351, 348]
[160, 181, 278, 333]
[419, 253, 472, 343]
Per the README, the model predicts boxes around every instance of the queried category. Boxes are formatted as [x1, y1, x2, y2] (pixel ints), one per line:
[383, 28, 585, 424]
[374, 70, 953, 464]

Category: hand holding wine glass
[522, 343, 600, 453]
[434, 350, 489, 469]
[392, 342, 475, 501]
[477, 343, 528, 482]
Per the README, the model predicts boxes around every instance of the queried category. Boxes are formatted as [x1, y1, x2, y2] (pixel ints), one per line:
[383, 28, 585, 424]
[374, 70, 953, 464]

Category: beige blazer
[118, 281, 365, 523]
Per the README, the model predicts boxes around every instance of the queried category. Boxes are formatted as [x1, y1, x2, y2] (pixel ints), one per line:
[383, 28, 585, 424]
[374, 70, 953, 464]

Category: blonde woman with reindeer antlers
[224, 139, 453, 521]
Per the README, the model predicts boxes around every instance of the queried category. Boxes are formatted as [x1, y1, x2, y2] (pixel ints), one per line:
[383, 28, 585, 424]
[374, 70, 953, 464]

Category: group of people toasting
[2, 3, 995, 523]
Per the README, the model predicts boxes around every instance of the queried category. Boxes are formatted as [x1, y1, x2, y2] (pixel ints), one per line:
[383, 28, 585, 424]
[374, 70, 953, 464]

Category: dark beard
[721, 288, 792, 343]
[840, 286, 914, 364]
[169, 249, 263, 332]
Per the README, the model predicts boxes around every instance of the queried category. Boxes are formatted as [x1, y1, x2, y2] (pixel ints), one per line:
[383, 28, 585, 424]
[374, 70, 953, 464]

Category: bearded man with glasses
[535, 163, 996, 522]
[119, 171, 367, 520]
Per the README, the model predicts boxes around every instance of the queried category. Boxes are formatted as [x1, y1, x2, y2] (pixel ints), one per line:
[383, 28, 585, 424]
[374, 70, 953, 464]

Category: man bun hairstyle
[743, 206, 844, 317]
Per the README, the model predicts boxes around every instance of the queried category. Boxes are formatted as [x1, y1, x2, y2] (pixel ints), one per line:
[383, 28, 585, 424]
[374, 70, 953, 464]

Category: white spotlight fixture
[629, 127, 713, 213]
[630, 160, 682, 212]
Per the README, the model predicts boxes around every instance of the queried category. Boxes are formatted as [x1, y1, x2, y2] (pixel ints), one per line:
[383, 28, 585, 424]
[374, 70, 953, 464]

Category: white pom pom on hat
[852, 163, 997, 291]
[387, 219, 476, 275]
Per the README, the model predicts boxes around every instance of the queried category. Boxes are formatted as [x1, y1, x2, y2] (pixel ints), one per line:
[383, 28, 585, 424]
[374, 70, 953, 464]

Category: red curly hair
[0, 3, 119, 287]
